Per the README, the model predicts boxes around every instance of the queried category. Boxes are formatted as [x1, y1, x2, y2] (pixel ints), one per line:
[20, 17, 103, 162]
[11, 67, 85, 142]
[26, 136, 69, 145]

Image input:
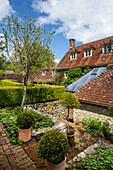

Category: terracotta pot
[18, 128, 31, 142]
[47, 159, 66, 170]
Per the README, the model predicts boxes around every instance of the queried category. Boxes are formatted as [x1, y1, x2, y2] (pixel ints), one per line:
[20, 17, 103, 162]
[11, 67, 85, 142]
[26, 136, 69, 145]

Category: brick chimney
[69, 39, 75, 49]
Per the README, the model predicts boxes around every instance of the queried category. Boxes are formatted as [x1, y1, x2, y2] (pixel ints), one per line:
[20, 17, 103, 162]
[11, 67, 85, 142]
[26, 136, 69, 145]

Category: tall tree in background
[0, 14, 55, 111]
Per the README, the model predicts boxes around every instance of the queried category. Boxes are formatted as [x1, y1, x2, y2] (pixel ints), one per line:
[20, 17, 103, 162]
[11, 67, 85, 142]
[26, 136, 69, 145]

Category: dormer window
[70, 52, 77, 60]
[42, 70, 46, 76]
[84, 49, 92, 57]
[102, 43, 113, 54]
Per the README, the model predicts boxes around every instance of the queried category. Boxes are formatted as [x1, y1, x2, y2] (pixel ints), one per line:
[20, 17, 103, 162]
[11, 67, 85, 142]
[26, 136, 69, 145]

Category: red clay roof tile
[75, 68, 113, 106]
[57, 36, 113, 69]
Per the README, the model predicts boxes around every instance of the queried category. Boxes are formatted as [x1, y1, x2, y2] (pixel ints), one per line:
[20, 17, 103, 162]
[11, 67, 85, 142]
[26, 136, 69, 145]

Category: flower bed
[0, 107, 54, 145]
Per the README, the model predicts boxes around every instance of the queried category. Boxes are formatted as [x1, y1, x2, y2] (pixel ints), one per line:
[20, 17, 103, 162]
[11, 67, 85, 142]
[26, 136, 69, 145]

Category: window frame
[64, 71, 68, 79]
[84, 49, 92, 58]
[70, 52, 77, 60]
[42, 70, 46, 76]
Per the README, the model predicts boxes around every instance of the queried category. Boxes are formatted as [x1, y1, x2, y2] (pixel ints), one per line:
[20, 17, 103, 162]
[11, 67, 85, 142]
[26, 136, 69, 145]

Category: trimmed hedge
[0, 85, 65, 107]
[1, 79, 24, 86]
[0, 79, 36, 87]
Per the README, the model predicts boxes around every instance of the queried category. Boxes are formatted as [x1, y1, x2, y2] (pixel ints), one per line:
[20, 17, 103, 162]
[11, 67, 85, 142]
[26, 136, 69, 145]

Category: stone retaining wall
[80, 102, 108, 115]
[74, 109, 113, 133]
[25, 101, 113, 133]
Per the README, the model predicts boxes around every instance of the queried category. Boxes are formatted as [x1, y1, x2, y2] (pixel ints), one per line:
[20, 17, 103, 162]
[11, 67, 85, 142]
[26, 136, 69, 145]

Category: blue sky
[1, 0, 113, 63]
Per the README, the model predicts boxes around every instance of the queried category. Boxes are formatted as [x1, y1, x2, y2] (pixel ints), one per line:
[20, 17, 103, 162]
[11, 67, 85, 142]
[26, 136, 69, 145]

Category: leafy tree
[0, 55, 6, 70]
[0, 14, 55, 111]
[59, 92, 80, 133]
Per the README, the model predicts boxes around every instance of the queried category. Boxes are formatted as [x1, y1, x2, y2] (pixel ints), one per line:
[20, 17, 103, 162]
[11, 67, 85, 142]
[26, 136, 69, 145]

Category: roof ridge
[74, 35, 113, 49]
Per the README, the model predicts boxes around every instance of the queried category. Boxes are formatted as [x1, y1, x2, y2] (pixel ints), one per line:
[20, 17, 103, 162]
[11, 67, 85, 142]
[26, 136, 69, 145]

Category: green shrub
[38, 130, 69, 164]
[82, 117, 102, 134]
[29, 109, 55, 129]
[17, 111, 36, 129]
[82, 117, 110, 136]
[107, 106, 113, 117]
[0, 70, 4, 79]
[82, 147, 113, 170]
[61, 77, 78, 87]
[84, 67, 92, 74]
[0, 85, 65, 107]
[101, 120, 110, 136]
[68, 67, 82, 79]
[61, 67, 83, 87]
[59, 92, 80, 109]
[1, 79, 24, 86]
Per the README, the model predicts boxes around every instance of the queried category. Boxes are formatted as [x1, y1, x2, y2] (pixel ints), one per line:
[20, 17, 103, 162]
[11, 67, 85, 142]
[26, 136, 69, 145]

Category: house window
[42, 70, 46, 76]
[84, 50, 92, 57]
[102, 44, 113, 54]
[52, 70, 55, 75]
[70, 52, 77, 60]
[64, 71, 68, 78]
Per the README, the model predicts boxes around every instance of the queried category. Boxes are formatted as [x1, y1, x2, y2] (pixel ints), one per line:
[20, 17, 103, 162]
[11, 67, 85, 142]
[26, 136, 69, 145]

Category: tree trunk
[20, 76, 28, 112]
[67, 107, 69, 134]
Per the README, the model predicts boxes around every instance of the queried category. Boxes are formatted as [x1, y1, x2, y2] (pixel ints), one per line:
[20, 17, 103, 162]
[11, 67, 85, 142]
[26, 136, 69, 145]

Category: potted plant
[59, 92, 80, 146]
[38, 130, 69, 170]
[17, 111, 36, 142]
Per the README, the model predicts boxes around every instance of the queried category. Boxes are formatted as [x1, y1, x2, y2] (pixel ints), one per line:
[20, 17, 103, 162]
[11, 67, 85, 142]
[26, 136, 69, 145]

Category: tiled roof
[65, 67, 106, 92]
[4, 73, 23, 82]
[57, 36, 113, 69]
[29, 67, 54, 80]
[75, 66, 113, 106]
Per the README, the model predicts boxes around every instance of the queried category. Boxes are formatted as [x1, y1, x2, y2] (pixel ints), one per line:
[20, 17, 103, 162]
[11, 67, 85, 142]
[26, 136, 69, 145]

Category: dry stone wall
[25, 101, 113, 133]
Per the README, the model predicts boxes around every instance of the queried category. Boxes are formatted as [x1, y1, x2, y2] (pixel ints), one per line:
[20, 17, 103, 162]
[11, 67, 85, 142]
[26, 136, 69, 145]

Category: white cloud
[54, 58, 60, 64]
[32, 0, 113, 43]
[0, 0, 14, 21]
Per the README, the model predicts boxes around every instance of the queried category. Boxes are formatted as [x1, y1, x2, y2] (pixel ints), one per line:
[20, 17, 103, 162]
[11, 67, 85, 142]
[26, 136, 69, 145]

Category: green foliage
[68, 67, 82, 79]
[59, 92, 80, 109]
[61, 77, 78, 87]
[29, 109, 54, 129]
[101, 120, 110, 136]
[0, 85, 65, 107]
[38, 130, 69, 164]
[84, 67, 92, 74]
[82, 117, 110, 135]
[61, 67, 83, 87]
[0, 109, 24, 145]
[17, 111, 36, 129]
[0, 14, 55, 111]
[0, 108, 55, 145]
[107, 106, 113, 117]
[82, 117, 102, 134]
[31, 78, 54, 85]
[1, 79, 24, 86]
[81, 147, 113, 170]
[0, 70, 4, 79]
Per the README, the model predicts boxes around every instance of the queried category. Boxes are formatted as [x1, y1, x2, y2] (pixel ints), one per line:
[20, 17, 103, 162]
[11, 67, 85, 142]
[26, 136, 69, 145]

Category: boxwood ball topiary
[38, 130, 69, 164]
[17, 111, 36, 129]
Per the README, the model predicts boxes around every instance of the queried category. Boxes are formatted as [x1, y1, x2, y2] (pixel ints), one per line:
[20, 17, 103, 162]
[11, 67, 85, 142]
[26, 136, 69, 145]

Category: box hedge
[0, 85, 65, 107]
[1, 79, 24, 86]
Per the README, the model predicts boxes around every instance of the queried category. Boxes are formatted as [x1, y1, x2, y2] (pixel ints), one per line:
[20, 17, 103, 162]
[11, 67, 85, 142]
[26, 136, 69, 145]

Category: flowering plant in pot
[59, 92, 80, 146]
[38, 130, 69, 170]
[17, 111, 36, 142]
